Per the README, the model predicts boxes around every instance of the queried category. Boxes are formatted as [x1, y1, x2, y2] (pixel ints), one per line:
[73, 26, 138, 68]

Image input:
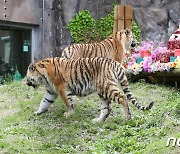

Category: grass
[0, 80, 179, 153]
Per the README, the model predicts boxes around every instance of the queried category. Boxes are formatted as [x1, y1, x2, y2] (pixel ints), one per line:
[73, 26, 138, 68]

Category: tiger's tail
[117, 67, 154, 110]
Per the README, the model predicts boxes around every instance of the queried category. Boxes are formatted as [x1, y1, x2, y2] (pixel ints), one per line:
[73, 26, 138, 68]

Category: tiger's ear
[29, 63, 35, 71]
[125, 28, 131, 36]
[34, 57, 39, 63]
[108, 33, 114, 38]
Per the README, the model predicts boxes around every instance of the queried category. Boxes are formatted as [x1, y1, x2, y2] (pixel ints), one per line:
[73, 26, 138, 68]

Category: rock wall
[121, 0, 180, 43]
[51, 0, 121, 56]
[49, 0, 180, 56]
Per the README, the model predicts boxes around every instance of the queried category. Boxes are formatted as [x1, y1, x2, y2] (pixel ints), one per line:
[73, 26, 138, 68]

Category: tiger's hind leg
[118, 94, 131, 120]
[92, 97, 111, 123]
[36, 90, 58, 115]
[112, 90, 131, 120]
[106, 85, 131, 120]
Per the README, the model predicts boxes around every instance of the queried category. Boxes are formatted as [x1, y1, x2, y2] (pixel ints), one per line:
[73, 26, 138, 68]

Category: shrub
[95, 12, 114, 40]
[67, 10, 95, 43]
[68, 8, 141, 43]
[132, 20, 141, 43]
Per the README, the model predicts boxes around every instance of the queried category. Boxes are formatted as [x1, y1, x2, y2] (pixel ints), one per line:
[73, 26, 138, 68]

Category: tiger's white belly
[68, 82, 96, 96]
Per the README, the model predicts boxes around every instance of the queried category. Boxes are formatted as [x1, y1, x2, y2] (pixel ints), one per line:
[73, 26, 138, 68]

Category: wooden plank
[118, 5, 125, 19]
[113, 5, 118, 33]
[125, 5, 133, 30]
[117, 5, 125, 31]
[125, 5, 133, 19]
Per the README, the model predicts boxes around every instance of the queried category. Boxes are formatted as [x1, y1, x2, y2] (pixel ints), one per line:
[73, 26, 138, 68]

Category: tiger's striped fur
[61, 28, 136, 63]
[26, 57, 153, 122]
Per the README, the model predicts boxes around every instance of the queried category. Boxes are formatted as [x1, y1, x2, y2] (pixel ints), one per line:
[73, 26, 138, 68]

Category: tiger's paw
[35, 109, 48, 115]
[64, 110, 74, 117]
[92, 118, 104, 123]
[126, 113, 132, 121]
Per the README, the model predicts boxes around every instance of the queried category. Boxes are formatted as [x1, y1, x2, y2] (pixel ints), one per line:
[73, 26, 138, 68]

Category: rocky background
[46, 0, 180, 56]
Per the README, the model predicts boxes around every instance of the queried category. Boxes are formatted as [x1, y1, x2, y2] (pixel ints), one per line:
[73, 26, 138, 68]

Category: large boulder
[121, 0, 180, 43]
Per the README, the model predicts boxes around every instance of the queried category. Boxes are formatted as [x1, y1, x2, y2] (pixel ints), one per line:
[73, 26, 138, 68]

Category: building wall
[0, 0, 40, 24]
[0, 0, 54, 60]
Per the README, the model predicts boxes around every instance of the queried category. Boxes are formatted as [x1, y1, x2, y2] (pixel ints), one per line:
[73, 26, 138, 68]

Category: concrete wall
[0, 0, 40, 24]
[0, 0, 54, 60]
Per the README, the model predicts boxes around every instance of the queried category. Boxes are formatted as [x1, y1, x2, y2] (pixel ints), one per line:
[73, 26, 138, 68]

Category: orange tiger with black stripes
[26, 57, 153, 122]
[61, 28, 137, 63]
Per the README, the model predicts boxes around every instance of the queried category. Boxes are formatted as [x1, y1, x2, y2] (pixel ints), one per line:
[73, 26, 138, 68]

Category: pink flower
[151, 53, 156, 59]
[157, 42, 165, 47]
[143, 57, 152, 71]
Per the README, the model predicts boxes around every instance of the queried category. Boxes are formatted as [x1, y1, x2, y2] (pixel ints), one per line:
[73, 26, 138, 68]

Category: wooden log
[125, 5, 133, 30]
[117, 5, 125, 31]
[113, 5, 118, 33]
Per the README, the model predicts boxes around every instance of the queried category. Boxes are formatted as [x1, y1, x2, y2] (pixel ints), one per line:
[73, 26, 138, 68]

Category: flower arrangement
[126, 41, 179, 75]
[175, 59, 180, 68]
[126, 62, 143, 75]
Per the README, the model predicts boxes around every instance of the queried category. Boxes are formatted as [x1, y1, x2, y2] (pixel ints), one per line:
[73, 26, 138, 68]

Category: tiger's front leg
[35, 90, 57, 115]
[57, 86, 75, 117]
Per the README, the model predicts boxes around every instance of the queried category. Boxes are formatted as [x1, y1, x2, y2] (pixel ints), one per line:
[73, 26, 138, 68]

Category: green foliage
[67, 10, 96, 43]
[175, 101, 180, 118]
[67, 10, 114, 43]
[95, 12, 114, 40]
[3, 73, 13, 84]
[0, 80, 179, 153]
[132, 20, 141, 43]
[68, 7, 141, 43]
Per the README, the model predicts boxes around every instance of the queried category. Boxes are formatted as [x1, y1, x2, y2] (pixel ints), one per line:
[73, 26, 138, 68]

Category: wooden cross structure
[113, 5, 133, 33]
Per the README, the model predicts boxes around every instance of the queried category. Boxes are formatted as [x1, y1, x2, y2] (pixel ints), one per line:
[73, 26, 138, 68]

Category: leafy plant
[132, 20, 141, 43]
[68, 6, 141, 44]
[3, 73, 13, 84]
[95, 12, 114, 40]
[67, 9, 114, 43]
[67, 10, 95, 43]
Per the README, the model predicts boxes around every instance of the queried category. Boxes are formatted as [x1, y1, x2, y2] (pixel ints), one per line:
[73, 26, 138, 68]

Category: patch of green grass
[0, 80, 179, 153]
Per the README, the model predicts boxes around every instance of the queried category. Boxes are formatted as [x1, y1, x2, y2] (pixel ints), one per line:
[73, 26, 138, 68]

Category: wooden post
[113, 5, 133, 33]
[117, 5, 125, 31]
[125, 5, 133, 30]
[113, 5, 118, 33]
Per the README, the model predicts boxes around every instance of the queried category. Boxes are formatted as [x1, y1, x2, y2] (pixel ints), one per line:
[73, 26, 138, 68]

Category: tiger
[61, 28, 136, 63]
[26, 57, 153, 122]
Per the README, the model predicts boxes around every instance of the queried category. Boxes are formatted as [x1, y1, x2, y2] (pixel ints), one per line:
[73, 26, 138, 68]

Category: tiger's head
[26, 60, 50, 88]
[124, 28, 137, 50]
[109, 28, 137, 52]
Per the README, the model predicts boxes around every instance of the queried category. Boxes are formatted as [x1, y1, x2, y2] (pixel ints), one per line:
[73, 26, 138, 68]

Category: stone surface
[50, 0, 180, 56]
[133, 8, 168, 42]
[0, 0, 179, 58]
[121, 0, 180, 43]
